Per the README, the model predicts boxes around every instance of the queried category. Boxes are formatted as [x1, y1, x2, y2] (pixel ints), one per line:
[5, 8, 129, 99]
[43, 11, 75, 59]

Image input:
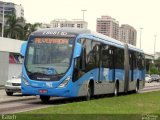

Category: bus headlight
[22, 75, 30, 86]
[58, 76, 71, 88]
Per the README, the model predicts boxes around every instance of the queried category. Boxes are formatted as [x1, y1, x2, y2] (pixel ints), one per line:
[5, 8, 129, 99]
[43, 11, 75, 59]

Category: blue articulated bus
[20, 28, 145, 102]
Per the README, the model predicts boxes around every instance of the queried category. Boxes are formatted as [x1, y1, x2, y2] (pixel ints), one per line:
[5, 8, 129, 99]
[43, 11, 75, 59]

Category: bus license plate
[39, 89, 48, 93]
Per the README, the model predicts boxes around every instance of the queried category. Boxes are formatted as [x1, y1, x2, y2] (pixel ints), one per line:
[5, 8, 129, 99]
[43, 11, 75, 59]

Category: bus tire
[40, 95, 50, 103]
[135, 81, 139, 93]
[86, 83, 92, 101]
[114, 82, 119, 96]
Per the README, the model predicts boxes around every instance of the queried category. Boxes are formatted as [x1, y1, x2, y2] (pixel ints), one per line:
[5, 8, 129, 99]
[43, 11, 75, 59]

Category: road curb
[144, 85, 160, 88]
[0, 96, 38, 104]
[139, 86, 160, 93]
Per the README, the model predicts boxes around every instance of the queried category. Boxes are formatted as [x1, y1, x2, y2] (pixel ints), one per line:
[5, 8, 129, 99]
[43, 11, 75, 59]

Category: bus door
[108, 48, 115, 83]
[89, 41, 103, 94]
[91, 41, 101, 82]
[100, 45, 115, 94]
[137, 53, 145, 88]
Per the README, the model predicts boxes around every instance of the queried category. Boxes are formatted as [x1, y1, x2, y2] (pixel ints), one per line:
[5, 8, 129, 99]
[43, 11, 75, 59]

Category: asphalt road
[0, 82, 160, 114]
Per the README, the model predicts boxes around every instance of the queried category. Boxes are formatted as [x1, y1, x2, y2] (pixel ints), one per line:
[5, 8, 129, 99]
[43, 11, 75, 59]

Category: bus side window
[75, 47, 86, 70]
[137, 54, 145, 70]
[73, 47, 86, 81]
[81, 47, 86, 70]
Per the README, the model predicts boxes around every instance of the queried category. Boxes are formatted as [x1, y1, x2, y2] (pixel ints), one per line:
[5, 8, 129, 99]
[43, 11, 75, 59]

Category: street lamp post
[154, 35, 157, 60]
[1, 1, 5, 37]
[139, 28, 143, 49]
[81, 10, 87, 21]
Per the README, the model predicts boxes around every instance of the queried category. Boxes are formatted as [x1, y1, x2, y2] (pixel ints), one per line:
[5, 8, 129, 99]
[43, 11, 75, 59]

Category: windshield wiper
[35, 66, 54, 69]
[29, 72, 49, 76]
[35, 66, 58, 74]
[29, 71, 64, 77]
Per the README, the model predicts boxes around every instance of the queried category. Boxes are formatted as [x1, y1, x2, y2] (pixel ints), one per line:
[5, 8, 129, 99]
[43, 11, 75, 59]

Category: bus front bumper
[21, 85, 75, 97]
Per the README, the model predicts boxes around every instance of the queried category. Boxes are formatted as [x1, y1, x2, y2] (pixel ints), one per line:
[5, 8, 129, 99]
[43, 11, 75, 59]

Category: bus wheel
[40, 96, 50, 103]
[135, 82, 139, 93]
[114, 83, 119, 96]
[86, 84, 92, 101]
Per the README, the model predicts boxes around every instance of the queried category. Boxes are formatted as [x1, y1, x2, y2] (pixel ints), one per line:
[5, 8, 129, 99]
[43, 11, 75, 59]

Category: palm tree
[23, 23, 41, 40]
[4, 13, 25, 39]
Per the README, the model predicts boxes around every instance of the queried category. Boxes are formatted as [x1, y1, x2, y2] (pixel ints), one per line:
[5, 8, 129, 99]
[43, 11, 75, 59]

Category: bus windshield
[25, 37, 75, 81]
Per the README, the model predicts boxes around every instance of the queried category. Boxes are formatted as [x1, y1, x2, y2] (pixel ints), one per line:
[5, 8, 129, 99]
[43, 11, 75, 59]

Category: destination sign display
[34, 38, 69, 44]
[32, 30, 76, 37]
[42, 31, 68, 36]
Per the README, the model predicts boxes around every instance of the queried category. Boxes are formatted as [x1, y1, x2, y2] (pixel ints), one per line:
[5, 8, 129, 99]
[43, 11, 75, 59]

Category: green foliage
[3, 14, 41, 40]
[23, 23, 41, 40]
[4, 13, 25, 39]
[155, 57, 160, 71]
[150, 59, 160, 75]
[150, 66, 159, 74]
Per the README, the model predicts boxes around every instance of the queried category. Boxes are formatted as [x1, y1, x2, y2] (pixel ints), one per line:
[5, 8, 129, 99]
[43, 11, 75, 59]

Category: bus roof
[32, 28, 143, 53]
[78, 32, 143, 53]
[128, 44, 143, 53]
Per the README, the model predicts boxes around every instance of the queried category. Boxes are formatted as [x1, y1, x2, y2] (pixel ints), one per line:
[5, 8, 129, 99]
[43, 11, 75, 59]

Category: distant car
[5, 75, 21, 96]
[150, 74, 160, 82]
[145, 74, 152, 83]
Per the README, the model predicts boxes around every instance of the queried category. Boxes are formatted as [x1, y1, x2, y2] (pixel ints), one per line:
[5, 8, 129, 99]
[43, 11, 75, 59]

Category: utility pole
[81, 10, 87, 21]
[2, 1, 5, 37]
[139, 28, 143, 49]
[154, 35, 157, 60]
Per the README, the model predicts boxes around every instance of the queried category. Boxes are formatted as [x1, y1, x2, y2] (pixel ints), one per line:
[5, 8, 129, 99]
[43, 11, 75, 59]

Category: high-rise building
[44, 19, 88, 29]
[96, 15, 137, 46]
[0, 1, 24, 25]
[96, 16, 119, 40]
[119, 24, 137, 46]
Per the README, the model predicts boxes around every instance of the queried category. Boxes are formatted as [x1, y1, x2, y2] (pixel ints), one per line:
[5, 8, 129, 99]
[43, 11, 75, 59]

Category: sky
[5, 0, 160, 54]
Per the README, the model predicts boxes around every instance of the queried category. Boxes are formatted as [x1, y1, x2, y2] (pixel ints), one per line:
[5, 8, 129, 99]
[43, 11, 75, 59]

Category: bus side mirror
[73, 43, 82, 58]
[20, 41, 27, 57]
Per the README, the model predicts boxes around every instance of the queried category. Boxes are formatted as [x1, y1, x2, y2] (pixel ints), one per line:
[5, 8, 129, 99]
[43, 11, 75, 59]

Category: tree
[150, 65, 159, 74]
[3, 13, 41, 40]
[149, 57, 160, 75]
[155, 57, 160, 72]
[23, 23, 41, 40]
[4, 13, 25, 39]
